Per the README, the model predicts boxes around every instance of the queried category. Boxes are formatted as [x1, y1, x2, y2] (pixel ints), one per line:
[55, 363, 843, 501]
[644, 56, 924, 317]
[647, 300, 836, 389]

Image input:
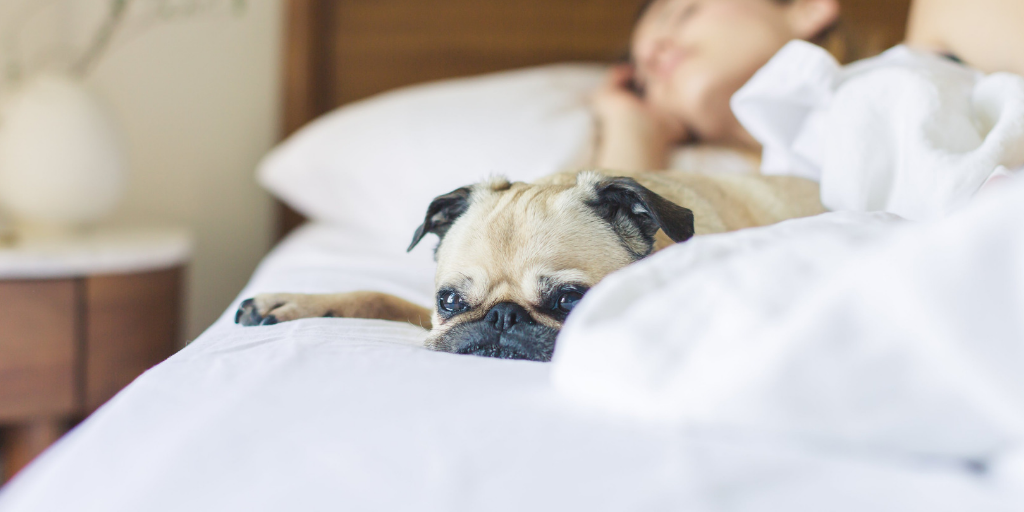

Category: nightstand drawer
[0, 280, 77, 421]
[84, 268, 181, 412]
[0, 228, 190, 482]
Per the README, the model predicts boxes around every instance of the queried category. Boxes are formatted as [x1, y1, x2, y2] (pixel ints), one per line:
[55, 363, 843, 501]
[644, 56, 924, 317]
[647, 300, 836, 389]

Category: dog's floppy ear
[408, 186, 473, 252]
[588, 176, 695, 258]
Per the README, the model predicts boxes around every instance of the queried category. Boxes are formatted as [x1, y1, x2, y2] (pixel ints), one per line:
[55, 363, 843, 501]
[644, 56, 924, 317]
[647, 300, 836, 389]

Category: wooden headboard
[277, 0, 911, 239]
[277, 0, 649, 237]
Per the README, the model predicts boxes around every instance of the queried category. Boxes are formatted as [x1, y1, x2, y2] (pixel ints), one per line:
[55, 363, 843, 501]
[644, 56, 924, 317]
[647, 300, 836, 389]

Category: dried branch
[72, 0, 135, 78]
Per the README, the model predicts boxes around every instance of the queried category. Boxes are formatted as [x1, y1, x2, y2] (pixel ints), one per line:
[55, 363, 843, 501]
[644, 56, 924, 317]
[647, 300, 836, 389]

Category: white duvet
[553, 177, 1024, 509]
[1, 180, 1021, 510]
[732, 41, 1024, 221]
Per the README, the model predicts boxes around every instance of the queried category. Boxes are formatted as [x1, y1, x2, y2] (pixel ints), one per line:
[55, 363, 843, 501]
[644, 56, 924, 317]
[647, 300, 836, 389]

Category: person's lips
[651, 47, 692, 79]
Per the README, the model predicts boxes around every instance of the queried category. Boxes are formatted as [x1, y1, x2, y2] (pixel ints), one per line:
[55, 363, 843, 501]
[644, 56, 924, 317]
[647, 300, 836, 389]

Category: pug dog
[236, 170, 824, 361]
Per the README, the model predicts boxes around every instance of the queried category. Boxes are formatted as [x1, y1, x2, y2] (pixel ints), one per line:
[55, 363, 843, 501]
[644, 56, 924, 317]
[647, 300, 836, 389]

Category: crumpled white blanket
[731, 40, 1024, 221]
[551, 176, 1024, 508]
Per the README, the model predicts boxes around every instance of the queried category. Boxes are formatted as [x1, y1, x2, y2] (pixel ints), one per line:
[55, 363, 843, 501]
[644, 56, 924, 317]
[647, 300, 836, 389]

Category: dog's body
[237, 170, 824, 361]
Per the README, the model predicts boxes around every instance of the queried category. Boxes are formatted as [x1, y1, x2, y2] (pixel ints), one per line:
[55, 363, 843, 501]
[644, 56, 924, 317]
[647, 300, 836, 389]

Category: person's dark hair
[633, 0, 660, 22]
[635, 0, 804, 22]
[630, 0, 887, 65]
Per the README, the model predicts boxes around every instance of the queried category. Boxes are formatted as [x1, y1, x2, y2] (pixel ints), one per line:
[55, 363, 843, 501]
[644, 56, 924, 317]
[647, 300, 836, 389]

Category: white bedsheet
[0, 223, 697, 511]
[3, 191, 1022, 511]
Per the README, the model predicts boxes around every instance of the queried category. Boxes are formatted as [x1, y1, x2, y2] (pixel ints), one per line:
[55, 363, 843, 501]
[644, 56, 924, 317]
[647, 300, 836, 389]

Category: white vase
[0, 74, 126, 231]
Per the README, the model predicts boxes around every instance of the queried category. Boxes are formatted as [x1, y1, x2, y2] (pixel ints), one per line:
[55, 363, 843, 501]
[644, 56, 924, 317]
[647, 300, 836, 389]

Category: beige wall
[1, 0, 283, 341]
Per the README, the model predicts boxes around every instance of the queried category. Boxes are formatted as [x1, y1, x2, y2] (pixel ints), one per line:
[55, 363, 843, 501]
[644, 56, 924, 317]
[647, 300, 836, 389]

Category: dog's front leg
[235, 292, 432, 329]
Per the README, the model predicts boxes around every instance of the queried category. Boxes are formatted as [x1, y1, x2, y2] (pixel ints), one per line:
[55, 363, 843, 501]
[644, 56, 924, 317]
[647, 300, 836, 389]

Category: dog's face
[407, 171, 695, 362]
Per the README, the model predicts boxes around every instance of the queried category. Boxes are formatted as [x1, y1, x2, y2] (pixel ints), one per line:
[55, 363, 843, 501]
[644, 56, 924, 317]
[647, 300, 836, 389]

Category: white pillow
[258, 64, 606, 244]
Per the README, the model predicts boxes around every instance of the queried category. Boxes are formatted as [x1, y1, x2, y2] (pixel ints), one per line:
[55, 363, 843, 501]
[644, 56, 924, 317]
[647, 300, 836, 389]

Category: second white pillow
[258, 64, 607, 246]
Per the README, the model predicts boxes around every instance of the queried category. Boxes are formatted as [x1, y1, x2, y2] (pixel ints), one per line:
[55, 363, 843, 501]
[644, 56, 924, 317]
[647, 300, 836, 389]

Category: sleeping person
[593, 0, 843, 170]
[594, 0, 1024, 221]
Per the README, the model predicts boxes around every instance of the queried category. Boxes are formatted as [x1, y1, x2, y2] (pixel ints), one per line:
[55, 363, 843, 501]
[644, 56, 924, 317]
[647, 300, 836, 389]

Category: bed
[9, 0, 1024, 510]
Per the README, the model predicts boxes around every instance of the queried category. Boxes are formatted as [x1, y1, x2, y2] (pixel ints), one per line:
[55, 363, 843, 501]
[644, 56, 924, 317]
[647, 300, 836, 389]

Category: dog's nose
[485, 302, 534, 332]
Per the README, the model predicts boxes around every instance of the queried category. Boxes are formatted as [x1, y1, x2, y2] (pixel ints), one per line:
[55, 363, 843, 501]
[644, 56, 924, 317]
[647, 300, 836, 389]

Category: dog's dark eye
[439, 291, 469, 313]
[556, 290, 584, 313]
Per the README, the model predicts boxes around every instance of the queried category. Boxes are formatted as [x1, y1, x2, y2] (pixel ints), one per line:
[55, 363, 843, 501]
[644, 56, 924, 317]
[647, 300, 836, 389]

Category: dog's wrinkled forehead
[427, 173, 634, 323]
[438, 174, 635, 272]
[408, 170, 695, 294]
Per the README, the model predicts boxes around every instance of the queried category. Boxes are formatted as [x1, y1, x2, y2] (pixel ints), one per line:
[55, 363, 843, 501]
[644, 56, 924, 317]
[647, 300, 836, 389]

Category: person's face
[632, 0, 834, 145]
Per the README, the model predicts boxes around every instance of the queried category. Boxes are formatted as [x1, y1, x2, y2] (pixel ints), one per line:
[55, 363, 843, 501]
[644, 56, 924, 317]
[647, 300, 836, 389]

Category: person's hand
[592, 65, 688, 171]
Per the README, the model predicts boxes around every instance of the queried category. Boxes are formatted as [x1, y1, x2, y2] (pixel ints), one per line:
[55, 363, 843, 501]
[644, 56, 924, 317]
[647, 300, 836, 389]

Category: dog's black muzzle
[442, 302, 558, 362]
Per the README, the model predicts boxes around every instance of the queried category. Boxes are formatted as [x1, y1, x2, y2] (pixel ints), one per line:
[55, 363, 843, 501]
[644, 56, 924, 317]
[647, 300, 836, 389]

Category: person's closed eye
[672, 2, 699, 28]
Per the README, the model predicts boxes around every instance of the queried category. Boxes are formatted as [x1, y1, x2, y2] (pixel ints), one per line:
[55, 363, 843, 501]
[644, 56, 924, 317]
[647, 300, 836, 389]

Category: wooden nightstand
[0, 228, 192, 484]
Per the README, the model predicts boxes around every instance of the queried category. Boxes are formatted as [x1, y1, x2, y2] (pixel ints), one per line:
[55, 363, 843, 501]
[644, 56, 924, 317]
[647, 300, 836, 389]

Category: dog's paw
[236, 297, 272, 326]
[235, 293, 332, 327]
